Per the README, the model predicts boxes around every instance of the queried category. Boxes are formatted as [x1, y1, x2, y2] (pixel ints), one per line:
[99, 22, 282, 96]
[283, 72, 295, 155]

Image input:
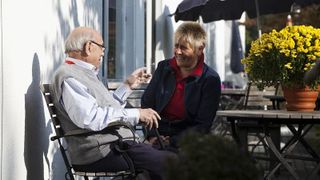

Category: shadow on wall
[155, 5, 174, 63]
[41, 1, 102, 179]
[44, 0, 81, 79]
[24, 53, 52, 180]
[45, 0, 102, 79]
[162, 6, 174, 59]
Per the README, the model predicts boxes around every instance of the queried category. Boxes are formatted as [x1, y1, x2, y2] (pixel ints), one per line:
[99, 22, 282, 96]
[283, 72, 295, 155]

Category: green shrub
[165, 132, 261, 180]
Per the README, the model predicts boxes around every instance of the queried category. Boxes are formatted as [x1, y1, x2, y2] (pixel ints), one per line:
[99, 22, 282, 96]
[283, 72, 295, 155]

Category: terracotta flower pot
[282, 86, 319, 111]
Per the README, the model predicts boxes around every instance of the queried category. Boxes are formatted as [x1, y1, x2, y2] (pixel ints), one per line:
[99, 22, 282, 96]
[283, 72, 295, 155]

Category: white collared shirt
[61, 57, 140, 131]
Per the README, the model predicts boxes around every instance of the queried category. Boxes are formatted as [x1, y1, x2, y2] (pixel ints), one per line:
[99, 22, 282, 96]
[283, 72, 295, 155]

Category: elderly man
[52, 27, 173, 180]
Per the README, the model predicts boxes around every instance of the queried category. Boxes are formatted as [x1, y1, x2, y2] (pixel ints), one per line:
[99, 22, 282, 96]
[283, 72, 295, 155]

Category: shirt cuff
[125, 108, 140, 126]
[114, 83, 133, 102]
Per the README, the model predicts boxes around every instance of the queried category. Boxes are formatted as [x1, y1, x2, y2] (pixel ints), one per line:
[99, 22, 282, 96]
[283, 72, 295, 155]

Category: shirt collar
[169, 53, 204, 80]
[65, 57, 99, 75]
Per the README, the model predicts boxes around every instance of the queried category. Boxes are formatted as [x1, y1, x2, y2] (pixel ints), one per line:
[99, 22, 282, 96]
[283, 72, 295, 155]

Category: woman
[141, 22, 221, 149]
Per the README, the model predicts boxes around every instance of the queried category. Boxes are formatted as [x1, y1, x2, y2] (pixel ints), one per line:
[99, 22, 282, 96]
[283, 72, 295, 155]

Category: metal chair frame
[40, 83, 137, 180]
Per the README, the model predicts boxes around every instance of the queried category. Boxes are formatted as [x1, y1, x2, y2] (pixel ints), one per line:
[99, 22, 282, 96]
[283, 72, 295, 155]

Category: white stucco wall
[1, 0, 102, 179]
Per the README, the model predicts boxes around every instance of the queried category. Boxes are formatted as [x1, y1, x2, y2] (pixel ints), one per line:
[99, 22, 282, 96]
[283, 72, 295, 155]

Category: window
[103, 0, 146, 81]
[107, 0, 116, 79]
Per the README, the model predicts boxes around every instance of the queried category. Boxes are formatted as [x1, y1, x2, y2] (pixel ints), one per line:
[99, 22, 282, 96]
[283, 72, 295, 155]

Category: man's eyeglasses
[90, 41, 105, 49]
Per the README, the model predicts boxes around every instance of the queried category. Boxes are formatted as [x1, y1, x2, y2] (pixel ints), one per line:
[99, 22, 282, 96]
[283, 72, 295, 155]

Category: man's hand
[125, 67, 151, 89]
[139, 108, 160, 130]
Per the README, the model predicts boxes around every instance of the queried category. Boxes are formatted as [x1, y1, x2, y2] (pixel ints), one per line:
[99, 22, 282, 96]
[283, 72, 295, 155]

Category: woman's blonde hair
[174, 22, 207, 50]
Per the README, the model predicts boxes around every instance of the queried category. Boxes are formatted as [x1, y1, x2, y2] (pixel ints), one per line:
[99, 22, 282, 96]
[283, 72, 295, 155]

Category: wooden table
[217, 110, 320, 180]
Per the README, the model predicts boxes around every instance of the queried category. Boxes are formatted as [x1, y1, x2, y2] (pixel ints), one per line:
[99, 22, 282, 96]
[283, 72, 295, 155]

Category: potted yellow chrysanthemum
[242, 25, 320, 111]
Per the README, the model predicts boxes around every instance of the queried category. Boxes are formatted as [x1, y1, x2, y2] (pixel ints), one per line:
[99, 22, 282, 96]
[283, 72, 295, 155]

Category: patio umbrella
[174, 0, 320, 22]
[173, 0, 320, 36]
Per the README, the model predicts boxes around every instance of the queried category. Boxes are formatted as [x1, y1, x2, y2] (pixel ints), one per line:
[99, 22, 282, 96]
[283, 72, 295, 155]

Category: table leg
[237, 122, 282, 174]
[237, 125, 249, 154]
[263, 123, 320, 180]
[229, 119, 249, 155]
[286, 124, 320, 160]
[264, 136, 300, 180]
[269, 125, 281, 173]
[230, 120, 240, 144]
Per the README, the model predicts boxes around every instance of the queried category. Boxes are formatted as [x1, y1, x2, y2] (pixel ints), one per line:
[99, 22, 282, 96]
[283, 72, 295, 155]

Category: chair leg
[84, 176, 89, 180]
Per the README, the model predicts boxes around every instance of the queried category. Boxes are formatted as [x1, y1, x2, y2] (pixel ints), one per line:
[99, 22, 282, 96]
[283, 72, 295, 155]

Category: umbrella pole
[254, 0, 262, 37]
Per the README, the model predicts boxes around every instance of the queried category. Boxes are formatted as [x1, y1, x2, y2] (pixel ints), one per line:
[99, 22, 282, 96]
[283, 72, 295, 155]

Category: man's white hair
[64, 27, 96, 53]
